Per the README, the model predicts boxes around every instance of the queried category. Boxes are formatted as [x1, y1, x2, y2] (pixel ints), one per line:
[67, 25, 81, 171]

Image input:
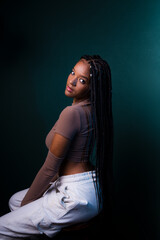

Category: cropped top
[20, 99, 95, 206]
[45, 99, 94, 162]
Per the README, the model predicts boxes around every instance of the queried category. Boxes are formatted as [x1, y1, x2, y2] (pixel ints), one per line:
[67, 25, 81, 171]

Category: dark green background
[0, 0, 159, 239]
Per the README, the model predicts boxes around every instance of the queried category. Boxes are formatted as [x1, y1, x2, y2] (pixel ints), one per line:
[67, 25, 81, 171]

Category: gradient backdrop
[0, 0, 160, 239]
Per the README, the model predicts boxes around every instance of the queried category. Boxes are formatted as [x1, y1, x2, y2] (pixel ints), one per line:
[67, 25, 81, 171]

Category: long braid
[80, 55, 114, 217]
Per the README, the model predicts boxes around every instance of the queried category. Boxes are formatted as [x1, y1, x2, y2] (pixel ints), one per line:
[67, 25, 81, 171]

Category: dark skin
[50, 59, 93, 176]
[64, 59, 91, 103]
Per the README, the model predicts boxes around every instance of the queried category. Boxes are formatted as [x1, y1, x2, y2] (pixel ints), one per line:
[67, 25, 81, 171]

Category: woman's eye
[71, 71, 75, 75]
[80, 79, 86, 84]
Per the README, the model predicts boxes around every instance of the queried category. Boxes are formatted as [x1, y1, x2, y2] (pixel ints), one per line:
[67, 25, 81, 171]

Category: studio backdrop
[0, 1, 159, 239]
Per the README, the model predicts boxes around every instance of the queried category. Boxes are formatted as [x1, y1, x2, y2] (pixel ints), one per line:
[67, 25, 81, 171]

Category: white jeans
[0, 171, 99, 239]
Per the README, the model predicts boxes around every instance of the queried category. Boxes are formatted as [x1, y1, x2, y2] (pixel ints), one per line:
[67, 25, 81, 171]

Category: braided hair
[80, 55, 114, 217]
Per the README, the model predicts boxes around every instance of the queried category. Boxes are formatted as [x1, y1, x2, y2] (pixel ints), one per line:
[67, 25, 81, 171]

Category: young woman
[0, 55, 114, 239]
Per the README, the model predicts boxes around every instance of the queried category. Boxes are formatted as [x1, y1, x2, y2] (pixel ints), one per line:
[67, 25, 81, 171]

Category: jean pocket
[42, 185, 81, 221]
[31, 189, 89, 234]
[31, 208, 62, 238]
[30, 208, 52, 234]
[55, 190, 81, 219]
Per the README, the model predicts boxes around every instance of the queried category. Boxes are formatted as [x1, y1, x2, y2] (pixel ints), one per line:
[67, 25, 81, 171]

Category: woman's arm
[21, 133, 71, 206]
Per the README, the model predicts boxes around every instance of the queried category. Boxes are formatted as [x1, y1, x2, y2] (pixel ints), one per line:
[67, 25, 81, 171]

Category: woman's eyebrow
[73, 67, 89, 80]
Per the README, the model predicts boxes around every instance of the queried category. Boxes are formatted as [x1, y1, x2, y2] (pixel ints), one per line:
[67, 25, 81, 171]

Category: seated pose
[0, 55, 114, 239]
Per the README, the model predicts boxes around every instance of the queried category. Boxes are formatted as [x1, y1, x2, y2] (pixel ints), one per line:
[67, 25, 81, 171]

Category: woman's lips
[67, 86, 73, 92]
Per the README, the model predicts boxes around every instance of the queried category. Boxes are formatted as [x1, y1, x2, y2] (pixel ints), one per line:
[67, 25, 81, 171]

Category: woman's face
[65, 59, 90, 103]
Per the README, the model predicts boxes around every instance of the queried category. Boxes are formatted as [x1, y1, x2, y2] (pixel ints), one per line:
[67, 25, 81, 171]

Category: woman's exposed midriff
[59, 160, 95, 176]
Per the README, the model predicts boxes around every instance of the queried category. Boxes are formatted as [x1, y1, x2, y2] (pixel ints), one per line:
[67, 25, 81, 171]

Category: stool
[42, 216, 99, 240]
[61, 222, 92, 240]
[62, 221, 91, 231]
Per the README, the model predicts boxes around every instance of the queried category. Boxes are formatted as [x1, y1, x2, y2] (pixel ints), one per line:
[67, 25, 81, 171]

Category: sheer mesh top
[45, 99, 94, 162]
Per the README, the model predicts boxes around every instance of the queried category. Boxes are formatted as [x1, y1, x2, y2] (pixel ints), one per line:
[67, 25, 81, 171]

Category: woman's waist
[59, 160, 95, 176]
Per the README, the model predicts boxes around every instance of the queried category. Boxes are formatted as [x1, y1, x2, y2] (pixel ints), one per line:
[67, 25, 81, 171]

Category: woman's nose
[70, 78, 77, 86]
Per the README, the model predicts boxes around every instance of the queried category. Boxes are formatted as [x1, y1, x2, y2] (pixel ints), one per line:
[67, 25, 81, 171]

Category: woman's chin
[65, 90, 73, 98]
